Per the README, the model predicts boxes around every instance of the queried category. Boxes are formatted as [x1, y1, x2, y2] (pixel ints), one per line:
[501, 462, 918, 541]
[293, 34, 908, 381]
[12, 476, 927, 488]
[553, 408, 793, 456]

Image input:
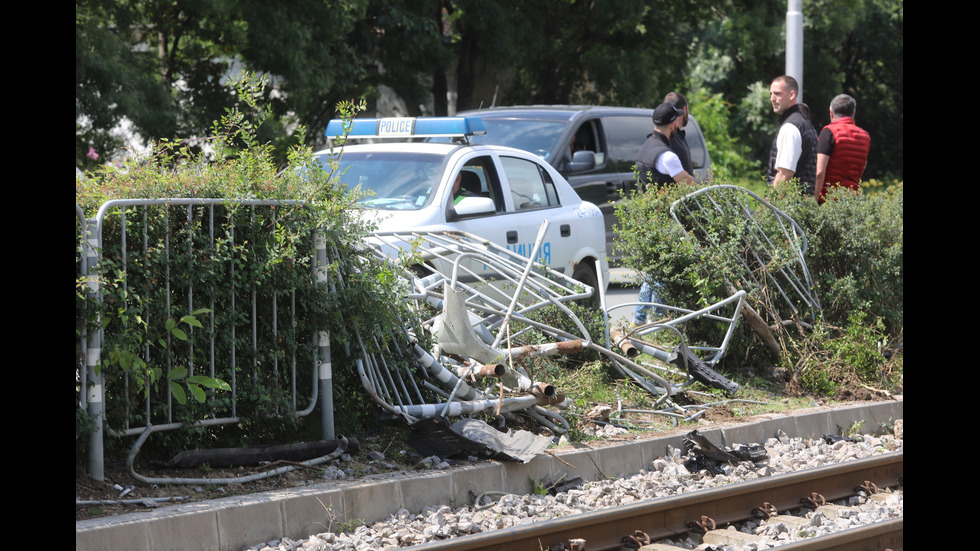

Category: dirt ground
[76, 384, 896, 522]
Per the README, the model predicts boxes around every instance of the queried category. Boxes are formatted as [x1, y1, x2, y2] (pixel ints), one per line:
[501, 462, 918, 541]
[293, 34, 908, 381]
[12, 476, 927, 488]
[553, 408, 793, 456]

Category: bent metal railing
[348, 226, 590, 436]
[670, 185, 822, 340]
[355, 228, 750, 435]
[78, 205, 757, 481]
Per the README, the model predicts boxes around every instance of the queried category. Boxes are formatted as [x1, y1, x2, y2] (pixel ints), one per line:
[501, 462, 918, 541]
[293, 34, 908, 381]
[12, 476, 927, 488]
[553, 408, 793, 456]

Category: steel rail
[776, 517, 903, 551]
[404, 452, 902, 551]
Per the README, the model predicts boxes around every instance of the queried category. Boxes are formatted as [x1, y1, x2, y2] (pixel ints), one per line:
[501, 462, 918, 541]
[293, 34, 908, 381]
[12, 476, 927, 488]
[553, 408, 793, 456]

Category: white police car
[315, 116, 610, 294]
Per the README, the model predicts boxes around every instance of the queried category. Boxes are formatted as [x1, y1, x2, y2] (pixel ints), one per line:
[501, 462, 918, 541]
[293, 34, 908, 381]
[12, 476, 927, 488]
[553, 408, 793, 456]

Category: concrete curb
[76, 398, 903, 551]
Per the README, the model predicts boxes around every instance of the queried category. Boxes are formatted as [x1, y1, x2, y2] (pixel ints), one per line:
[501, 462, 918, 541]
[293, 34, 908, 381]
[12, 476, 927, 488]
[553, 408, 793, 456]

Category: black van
[452, 106, 711, 256]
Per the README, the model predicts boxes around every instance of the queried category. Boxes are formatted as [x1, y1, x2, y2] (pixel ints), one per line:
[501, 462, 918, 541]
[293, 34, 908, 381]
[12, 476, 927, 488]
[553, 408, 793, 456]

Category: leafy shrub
[76, 75, 410, 461]
[688, 89, 755, 182]
[789, 311, 902, 396]
[615, 179, 903, 393]
[796, 183, 903, 333]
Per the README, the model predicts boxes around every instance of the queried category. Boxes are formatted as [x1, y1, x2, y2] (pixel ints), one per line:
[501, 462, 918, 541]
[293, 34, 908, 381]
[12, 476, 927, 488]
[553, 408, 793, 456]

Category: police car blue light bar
[324, 116, 487, 140]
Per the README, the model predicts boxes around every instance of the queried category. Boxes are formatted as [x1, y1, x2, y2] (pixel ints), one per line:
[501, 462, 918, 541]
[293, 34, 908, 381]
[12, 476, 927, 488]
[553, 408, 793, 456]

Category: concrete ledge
[76, 398, 903, 551]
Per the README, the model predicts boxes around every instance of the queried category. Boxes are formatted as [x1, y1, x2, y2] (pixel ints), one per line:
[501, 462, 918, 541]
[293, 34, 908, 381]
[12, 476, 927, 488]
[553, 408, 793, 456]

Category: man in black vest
[636, 103, 695, 189]
[664, 91, 693, 176]
[767, 75, 817, 195]
[633, 103, 694, 326]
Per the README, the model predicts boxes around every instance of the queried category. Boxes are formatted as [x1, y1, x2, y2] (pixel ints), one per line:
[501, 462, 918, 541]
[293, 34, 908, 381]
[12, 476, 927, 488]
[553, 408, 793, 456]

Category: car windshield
[443, 119, 565, 161]
[319, 151, 444, 210]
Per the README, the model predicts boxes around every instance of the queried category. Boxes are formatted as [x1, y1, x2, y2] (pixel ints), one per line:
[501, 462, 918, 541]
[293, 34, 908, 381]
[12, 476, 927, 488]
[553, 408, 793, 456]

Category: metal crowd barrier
[78, 200, 774, 477]
[77, 199, 334, 482]
[670, 185, 822, 331]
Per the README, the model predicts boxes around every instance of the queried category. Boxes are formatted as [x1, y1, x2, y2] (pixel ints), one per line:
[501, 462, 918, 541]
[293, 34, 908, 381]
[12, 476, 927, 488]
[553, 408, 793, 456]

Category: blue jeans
[634, 280, 664, 324]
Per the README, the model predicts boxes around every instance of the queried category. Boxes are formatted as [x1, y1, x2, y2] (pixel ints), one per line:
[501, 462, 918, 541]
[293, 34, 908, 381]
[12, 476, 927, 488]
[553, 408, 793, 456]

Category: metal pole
[315, 233, 335, 440]
[84, 217, 105, 481]
[786, 0, 804, 101]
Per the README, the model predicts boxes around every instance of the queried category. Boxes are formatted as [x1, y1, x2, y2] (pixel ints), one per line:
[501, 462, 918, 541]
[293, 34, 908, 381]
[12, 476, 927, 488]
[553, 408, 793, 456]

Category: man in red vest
[814, 94, 871, 203]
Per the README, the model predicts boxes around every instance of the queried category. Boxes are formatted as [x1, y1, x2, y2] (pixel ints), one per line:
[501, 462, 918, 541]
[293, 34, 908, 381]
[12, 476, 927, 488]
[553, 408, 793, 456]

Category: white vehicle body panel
[315, 133, 609, 289]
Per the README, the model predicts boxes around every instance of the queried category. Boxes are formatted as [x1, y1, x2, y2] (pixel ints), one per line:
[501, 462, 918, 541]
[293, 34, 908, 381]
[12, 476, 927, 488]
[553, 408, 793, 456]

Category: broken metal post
[455, 362, 505, 379]
[609, 325, 639, 359]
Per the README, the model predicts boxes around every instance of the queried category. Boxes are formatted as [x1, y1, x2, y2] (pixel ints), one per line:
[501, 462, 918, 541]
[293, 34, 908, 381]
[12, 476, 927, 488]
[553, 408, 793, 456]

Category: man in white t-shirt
[633, 103, 694, 326]
[766, 75, 817, 194]
[636, 103, 695, 188]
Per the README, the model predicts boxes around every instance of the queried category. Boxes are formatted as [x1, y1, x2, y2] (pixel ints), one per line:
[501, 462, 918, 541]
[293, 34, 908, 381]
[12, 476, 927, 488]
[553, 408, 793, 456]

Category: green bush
[76, 75, 412, 460]
[615, 179, 903, 393]
[789, 311, 902, 396]
[796, 183, 904, 333]
[688, 89, 755, 182]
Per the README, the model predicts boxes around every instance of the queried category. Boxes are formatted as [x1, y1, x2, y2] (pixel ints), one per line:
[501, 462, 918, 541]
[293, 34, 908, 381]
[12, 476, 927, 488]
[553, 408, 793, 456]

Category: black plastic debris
[684, 454, 727, 475]
[406, 417, 553, 463]
[667, 348, 739, 396]
[543, 476, 585, 496]
[682, 429, 768, 475]
[822, 434, 860, 445]
[407, 416, 487, 459]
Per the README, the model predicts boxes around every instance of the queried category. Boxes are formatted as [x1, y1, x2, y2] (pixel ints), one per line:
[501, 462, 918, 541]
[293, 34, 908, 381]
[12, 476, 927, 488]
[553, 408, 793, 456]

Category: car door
[436, 152, 519, 281]
[495, 153, 587, 277]
[442, 150, 585, 278]
[560, 117, 611, 211]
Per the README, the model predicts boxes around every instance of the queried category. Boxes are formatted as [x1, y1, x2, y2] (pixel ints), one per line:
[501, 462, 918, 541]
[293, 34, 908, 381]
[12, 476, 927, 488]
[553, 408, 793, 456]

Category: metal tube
[126, 425, 349, 485]
[315, 233, 335, 439]
[84, 217, 105, 481]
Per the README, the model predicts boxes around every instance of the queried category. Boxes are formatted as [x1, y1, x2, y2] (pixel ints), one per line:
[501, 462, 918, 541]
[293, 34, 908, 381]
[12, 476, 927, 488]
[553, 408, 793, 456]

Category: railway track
[405, 452, 903, 551]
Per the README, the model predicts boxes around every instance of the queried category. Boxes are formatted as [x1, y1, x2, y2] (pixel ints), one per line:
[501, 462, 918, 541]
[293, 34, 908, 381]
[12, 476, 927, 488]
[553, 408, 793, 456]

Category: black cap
[652, 103, 683, 125]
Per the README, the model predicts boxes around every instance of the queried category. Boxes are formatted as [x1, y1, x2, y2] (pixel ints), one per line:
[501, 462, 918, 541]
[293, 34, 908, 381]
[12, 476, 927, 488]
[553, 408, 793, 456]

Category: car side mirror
[566, 150, 596, 173]
[449, 196, 496, 220]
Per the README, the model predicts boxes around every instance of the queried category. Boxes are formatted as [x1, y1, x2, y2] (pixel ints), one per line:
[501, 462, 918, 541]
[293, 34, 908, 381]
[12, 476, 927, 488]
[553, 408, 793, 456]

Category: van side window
[501, 156, 559, 211]
[684, 121, 708, 170]
[569, 120, 605, 166]
[603, 115, 654, 172]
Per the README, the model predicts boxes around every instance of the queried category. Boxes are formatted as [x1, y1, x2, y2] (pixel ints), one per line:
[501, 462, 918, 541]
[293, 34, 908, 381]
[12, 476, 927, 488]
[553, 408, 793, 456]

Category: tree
[76, 0, 176, 167]
[77, 0, 902, 179]
[76, 0, 459, 163]
[450, 0, 711, 110]
[683, 0, 902, 180]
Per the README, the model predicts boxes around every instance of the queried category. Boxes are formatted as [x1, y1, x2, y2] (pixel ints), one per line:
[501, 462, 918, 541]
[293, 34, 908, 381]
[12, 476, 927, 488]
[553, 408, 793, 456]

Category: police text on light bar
[325, 116, 487, 141]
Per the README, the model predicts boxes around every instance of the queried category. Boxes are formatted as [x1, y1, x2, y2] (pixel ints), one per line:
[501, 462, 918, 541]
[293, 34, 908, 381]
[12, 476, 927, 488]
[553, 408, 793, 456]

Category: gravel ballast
[247, 422, 903, 551]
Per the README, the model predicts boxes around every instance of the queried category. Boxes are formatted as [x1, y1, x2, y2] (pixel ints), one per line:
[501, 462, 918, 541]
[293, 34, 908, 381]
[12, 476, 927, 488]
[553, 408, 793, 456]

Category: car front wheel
[571, 261, 600, 309]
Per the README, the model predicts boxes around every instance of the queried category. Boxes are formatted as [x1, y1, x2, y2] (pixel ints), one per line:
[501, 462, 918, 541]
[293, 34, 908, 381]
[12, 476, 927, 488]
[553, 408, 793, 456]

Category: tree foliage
[451, 0, 708, 108]
[686, 0, 903, 180]
[77, 0, 903, 178]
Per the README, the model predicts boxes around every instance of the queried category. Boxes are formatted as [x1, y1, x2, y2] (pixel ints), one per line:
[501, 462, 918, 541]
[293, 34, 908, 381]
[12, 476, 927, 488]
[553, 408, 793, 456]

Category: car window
[501, 156, 559, 211]
[603, 115, 654, 172]
[464, 120, 566, 161]
[327, 151, 442, 210]
[451, 155, 502, 214]
[570, 119, 605, 164]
